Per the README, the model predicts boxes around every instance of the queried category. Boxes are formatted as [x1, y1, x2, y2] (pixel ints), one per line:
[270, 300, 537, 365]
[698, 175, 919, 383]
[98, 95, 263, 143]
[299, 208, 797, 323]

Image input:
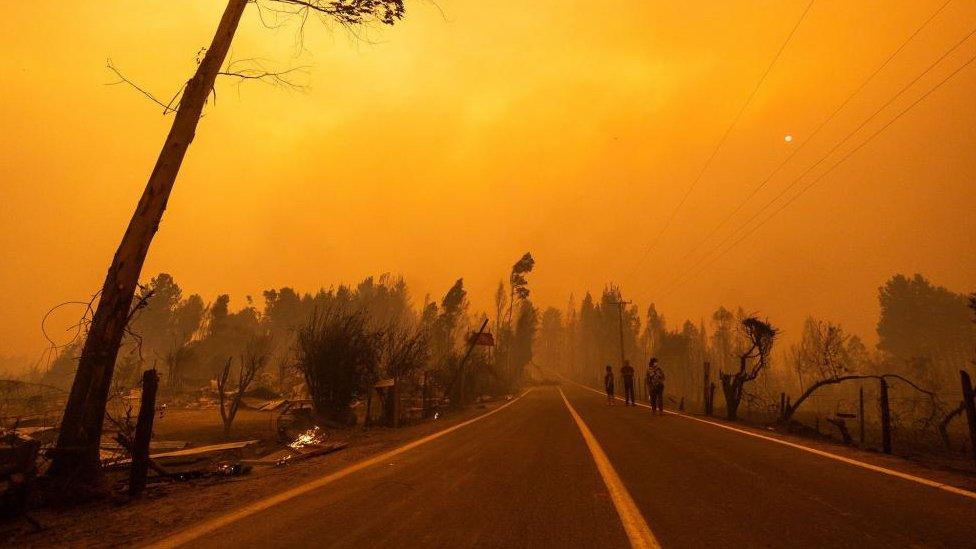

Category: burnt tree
[719, 317, 777, 421]
[49, 0, 406, 487]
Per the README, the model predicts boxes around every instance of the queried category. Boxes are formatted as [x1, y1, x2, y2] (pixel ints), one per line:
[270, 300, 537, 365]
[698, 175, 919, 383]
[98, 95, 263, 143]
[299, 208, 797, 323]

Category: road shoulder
[4, 397, 523, 547]
[565, 378, 976, 495]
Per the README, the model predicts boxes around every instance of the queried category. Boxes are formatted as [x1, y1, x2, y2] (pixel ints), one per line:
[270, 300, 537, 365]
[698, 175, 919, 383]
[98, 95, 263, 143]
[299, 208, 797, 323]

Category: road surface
[167, 384, 976, 548]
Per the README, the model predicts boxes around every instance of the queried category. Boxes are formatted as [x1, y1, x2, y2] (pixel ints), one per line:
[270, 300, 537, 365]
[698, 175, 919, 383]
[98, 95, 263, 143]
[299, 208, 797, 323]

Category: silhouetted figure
[646, 358, 666, 414]
[604, 365, 615, 405]
[621, 361, 636, 406]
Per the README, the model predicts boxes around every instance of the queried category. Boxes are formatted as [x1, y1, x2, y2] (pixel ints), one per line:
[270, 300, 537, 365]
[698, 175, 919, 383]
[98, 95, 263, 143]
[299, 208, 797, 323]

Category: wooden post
[364, 385, 373, 428]
[392, 380, 400, 428]
[858, 386, 865, 445]
[610, 301, 631, 369]
[421, 371, 429, 419]
[879, 377, 892, 455]
[702, 362, 711, 414]
[960, 370, 976, 466]
[129, 368, 159, 496]
[779, 392, 786, 420]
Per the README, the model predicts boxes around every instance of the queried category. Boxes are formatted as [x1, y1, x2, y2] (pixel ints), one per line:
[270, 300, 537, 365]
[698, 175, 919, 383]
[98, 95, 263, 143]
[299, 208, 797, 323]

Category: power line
[659, 20, 976, 295]
[675, 0, 952, 267]
[628, 0, 816, 279]
[661, 43, 976, 296]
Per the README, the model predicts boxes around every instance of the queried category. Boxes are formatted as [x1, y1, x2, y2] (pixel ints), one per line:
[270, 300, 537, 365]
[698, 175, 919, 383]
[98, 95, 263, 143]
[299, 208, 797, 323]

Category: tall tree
[710, 306, 736, 375]
[507, 252, 535, 323]
[641, 303, 666, 359]
[430, 279, 468, 366]
[536, 307, 564, 371]
[508, 301, 539, 388]
[876, 274, 975, 388]
[51, 1, 407, 485]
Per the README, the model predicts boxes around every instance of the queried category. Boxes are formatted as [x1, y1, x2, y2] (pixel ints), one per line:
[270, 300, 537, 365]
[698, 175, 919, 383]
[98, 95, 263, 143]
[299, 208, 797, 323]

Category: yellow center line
[147, 389, 533, 549]
[558, 388, 661, 549]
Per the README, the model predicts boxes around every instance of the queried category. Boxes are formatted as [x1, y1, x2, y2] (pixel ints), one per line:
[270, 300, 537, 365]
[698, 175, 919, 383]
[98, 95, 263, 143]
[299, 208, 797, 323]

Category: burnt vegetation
[534, 273, 976, 462]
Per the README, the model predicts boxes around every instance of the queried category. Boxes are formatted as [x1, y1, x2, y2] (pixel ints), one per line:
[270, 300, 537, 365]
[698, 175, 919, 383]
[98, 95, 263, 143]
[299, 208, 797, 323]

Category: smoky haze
[1, 0, 975, 365]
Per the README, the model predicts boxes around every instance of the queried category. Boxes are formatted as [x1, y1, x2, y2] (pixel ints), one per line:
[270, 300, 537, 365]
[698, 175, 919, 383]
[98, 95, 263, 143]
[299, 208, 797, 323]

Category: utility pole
[455, 318, 490, 408]
[610, 300, 632, 368]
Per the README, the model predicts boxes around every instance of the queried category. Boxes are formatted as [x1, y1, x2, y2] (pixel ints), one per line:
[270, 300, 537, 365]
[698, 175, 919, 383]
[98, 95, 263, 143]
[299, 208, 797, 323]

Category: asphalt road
[173, 384, 976, 548]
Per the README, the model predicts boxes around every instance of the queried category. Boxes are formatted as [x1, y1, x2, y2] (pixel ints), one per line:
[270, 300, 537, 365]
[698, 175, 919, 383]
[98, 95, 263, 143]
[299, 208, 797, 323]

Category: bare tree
[377, 320, 430, 426]
[216, 335, 272, 437]
[719, 316, 778, 421]
[50, 0, 406, 486]
[782, 318, 857, 420]
[295, 306, 378, 424]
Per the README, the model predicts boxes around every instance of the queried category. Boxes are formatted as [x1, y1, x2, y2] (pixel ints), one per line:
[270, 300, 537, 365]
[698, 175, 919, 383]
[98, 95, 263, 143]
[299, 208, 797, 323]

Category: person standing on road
[646, 358, 666, 414]
[603, 365, 615, 405]
[621, 360, 636, 406]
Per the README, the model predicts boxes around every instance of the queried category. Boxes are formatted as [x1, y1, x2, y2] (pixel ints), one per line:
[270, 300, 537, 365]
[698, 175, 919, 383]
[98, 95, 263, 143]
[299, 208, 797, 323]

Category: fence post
[960, 370, 976, 466]
[705, 382, 716, 416]
[858, 386, 865, 445]
[879, 377, 892, 455]
[130, 368, 159, 496]
[702, 362, 711, 414]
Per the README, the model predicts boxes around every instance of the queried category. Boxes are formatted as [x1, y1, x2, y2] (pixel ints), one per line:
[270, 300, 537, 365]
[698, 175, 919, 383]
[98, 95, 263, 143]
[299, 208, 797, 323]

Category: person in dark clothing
[646, 357, 666, 414]
[603, 365, 615, 405]
[621, 360, 636, 406]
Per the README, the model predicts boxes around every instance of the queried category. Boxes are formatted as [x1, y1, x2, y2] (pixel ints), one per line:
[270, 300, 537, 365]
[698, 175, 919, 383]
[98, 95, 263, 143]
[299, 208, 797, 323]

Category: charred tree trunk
[720, 355, 748, 421]
[129, 369, 159, 496]
[720, 373, 742, 421]
[48, 0, 249, 485]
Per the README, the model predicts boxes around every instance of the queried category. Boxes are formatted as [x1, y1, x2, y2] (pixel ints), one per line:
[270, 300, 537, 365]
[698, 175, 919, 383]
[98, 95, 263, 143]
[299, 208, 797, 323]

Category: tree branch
[105, 59, 181, 115]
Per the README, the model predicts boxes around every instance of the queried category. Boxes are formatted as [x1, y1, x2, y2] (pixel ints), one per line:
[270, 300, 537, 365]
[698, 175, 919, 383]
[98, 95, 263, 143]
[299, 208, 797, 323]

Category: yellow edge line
[565, 377, 976, 501]
[148, 389, 533, 548]
[558, 388, 661, 549]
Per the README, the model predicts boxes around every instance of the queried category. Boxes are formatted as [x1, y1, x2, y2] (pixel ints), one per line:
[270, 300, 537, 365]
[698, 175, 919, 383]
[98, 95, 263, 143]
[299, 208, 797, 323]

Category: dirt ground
[151, 408, 277, 445]
[2, 401, 506, 547]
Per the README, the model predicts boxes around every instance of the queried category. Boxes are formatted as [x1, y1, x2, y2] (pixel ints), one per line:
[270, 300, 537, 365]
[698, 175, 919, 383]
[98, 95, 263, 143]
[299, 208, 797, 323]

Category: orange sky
[1, 1, 975, 363]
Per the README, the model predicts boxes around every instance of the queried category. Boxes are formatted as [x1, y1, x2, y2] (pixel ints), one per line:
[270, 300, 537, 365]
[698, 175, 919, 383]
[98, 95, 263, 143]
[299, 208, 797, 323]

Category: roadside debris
[0, 429, 42, 531]
[241, 427, 347, 468]
[288, 427, 325, 450]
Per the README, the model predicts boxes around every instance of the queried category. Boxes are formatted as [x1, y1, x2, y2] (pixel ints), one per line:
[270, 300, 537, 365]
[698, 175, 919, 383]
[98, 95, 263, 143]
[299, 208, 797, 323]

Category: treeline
[40, 254, 541, 421]
[535, 273, 976, 418]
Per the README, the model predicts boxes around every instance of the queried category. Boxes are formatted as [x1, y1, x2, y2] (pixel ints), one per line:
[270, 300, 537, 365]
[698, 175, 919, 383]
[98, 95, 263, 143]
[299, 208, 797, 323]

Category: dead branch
[262, 0, 404, 26]
[783, 373, 940, 422]
[106, 60, 181, 115]
[218, 58, 310, 90]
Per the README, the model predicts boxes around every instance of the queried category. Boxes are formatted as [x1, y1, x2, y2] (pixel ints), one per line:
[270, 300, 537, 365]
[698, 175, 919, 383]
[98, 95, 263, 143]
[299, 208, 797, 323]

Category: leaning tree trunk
[48, 0, 249, 485]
